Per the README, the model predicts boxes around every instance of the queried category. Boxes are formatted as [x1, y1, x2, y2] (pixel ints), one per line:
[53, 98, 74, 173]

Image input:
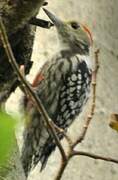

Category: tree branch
[29, 17, 54, 29]
[55, 160, 68, 180]
[72, 49, 100, 148]
[55, 49, 100, 180]
[71, 150, 118, 164]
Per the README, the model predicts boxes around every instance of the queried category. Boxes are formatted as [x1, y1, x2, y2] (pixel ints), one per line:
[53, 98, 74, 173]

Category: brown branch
[72, 49, 100, 148]
[50, 121, 73, 147]
[29, 17, 54, 29]
[0, 17, 67, 163]
[55, 148, 118, 180]
[55, 148, 118, 179]
[55, 49, 100, 180]
[55, 160, 68, 180]
[71, 150, 118, 164]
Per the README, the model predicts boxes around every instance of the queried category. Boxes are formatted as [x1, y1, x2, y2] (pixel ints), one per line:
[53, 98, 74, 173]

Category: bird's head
[43, 8, 93, 55]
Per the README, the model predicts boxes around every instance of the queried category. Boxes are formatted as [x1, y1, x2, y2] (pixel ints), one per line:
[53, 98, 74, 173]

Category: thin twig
[71, 150, 118, 164]
[50, 121, 73, 147]
[55, 148, 118, 180]
[72, 49, 100, 148]
[0, 17, 67, 162]
[55, 49, 100, 180]
[29, 17, 54, 29]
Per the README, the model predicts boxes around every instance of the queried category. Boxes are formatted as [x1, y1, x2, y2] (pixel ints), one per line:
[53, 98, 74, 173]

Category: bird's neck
[77, 54, 92, 70]
[59, 49, 75, 58]
[57, 48, 92, 70]
[59, 47, 89, 57]
[59, 43, 89, 57]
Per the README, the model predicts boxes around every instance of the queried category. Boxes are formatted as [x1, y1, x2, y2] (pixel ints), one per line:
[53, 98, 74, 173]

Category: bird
[21, 8, 93, 176]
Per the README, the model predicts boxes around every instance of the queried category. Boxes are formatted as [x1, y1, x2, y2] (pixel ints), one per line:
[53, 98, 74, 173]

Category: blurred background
[6, 0, 118, 180]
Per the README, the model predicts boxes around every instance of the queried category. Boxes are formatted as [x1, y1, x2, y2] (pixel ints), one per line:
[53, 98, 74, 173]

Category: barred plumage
[21, 9, 92, 176]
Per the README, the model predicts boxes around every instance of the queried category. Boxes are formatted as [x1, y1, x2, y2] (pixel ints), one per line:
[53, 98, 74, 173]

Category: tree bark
[0, 0, 44, 104]
[0, 0, 44, 179]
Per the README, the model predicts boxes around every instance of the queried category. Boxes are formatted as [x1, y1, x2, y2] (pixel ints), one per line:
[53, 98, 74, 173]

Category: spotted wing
[55, 60, 92, 129]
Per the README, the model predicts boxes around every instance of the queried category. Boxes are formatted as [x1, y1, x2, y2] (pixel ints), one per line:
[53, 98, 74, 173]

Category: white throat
[77, 54, 92, 69]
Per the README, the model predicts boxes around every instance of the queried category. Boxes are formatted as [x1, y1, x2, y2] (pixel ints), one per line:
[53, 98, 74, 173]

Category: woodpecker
[21, 8, 93, 176]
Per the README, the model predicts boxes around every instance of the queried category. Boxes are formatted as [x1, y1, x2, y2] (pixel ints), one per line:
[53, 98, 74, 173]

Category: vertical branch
[55, 49, 100, 180]
[72, 49, 100, 148]
[55, 160, 68, 180]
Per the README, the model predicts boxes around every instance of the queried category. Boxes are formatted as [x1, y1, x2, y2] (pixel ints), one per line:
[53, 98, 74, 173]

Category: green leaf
[0, 111, 16, 166]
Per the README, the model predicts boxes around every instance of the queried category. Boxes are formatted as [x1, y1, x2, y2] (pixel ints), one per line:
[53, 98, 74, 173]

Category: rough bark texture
[0, 0, 44, 35]
[0, 25, 35, 103]
[0, 0, 44, 103]
[0, 0, 44, 180]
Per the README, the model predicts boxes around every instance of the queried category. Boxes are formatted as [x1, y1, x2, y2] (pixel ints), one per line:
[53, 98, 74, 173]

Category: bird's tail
[21, 127, 34, 177]
[21, 112, 42, 176]
[21, 109, 64, 175]
[39, 137, 56, 171]
[39, 131, 64, 171]
[30, 128, 64, 171]
[21, 114, 58, 175]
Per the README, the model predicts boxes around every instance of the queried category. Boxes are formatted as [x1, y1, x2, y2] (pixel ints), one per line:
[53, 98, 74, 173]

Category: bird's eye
[71, 22, 80, 29]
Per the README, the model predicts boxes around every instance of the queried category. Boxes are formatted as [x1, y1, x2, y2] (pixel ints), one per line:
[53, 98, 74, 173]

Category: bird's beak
[43, 8, 63, 27]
